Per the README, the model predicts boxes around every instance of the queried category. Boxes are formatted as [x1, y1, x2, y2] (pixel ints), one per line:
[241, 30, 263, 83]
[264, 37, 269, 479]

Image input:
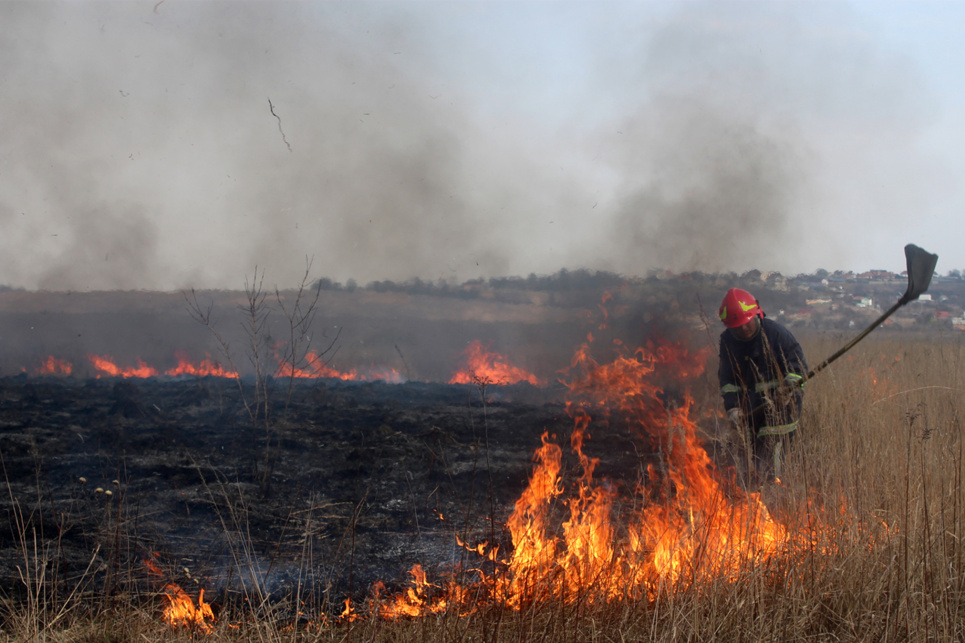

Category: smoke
[0, 1, 937, 291]
[36, 205, 163, 291]
[587, 1, 932, 275]
[603, 99, 803, 274]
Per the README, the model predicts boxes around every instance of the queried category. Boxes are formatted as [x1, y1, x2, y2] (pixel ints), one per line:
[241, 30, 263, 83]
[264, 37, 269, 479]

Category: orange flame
[377, 564, 466, 619]
[449, 340, 542, 386]
[488, 339, 786, 603]
[162, 583, 215, 633]
[376, 335, 802, 616]
[274, 347, 403, 382]
[36, 356, 73, 376]
[165, 351, 238, 378]
[88, 354, 158, 378]
[143, 555, 163, 577]
[275, 349, 358, 380]
[28, 350, 402, 382]
[339, 597, 360, 622]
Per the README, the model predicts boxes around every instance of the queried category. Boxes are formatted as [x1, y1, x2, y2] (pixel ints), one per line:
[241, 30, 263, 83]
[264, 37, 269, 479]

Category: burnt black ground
[0, 374, 654, 613]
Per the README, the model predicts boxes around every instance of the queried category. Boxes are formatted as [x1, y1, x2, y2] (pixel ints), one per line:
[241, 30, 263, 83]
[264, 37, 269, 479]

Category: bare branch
[276, 256, 331, 413]
[183, 289, 252, 419]
[268, 97, 293, 152]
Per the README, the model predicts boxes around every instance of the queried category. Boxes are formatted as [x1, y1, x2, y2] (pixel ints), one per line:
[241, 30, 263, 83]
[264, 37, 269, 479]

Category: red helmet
[719, 288, 763, 328]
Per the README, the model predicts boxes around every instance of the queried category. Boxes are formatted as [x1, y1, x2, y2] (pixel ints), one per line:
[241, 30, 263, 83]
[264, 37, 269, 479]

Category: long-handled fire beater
[799, 243, 938, 385]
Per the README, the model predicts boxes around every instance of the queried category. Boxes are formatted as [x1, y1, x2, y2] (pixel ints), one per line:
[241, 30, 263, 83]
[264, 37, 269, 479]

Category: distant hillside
[315, 267, 965, 331]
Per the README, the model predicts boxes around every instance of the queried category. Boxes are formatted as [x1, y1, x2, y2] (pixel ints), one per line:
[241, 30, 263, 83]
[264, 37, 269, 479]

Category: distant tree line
[308, 267, 965, 313]
[312, 269, 629, 300]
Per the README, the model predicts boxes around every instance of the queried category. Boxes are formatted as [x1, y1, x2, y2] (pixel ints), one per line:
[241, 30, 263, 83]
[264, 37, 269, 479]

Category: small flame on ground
[276, 349, 358, 380]
[274, 347, 404, 382]
[88, 354, 158, 378]
[162, 583, 215, 633]
[340, 598, 360, 622]
[36, 356, 73, 376]
[375, 564, 467, 619]
[165, 351, 238, 378]
[143, 555, 163, 577]
[449, 340, 542, 386]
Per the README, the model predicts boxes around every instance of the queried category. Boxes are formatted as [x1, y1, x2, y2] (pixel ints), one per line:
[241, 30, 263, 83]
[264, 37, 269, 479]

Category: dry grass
[3, 334, 965, 642]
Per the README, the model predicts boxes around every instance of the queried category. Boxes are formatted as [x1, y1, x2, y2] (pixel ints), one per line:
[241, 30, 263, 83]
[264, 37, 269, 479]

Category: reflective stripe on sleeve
[754, 379, 782, 393]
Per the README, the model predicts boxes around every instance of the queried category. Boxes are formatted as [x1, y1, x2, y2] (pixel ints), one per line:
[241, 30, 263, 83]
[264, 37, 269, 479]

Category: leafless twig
[184, 289, 253, 419]
[275, 256, 335, 413]
[268, 97, 292, 152]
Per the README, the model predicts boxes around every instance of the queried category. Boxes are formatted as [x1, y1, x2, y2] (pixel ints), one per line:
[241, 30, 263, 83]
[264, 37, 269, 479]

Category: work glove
[773, 374, 804, 408]
[783, 373, 805, 390]
[727, 407, 743, 431]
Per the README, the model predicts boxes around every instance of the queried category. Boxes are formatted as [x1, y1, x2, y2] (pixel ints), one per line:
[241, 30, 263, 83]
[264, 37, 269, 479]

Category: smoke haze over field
[1, 1, 962, 291]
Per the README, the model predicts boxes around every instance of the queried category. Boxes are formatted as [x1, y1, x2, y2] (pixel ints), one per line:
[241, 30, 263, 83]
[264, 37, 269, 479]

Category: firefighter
[717, 287, 807, 488]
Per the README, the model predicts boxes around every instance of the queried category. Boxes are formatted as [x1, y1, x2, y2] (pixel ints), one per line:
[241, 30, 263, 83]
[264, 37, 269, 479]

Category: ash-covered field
[0, 285, 717, 613]
[0, 374, 655, 609]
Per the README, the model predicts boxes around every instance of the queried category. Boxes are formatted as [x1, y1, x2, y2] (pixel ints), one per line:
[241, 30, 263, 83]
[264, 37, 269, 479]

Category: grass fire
[1, 271, 964, 641]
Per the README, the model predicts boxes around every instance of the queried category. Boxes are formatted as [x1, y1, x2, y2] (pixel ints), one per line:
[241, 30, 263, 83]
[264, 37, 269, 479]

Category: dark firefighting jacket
[718, 317, 808, 437]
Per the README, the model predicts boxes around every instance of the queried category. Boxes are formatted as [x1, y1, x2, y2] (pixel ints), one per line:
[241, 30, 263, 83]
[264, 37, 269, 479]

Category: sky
[1, 0, 963, 291]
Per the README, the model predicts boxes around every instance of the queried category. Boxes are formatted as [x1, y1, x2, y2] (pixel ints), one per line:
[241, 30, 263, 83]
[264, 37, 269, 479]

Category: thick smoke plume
[0, 1, 935, 291]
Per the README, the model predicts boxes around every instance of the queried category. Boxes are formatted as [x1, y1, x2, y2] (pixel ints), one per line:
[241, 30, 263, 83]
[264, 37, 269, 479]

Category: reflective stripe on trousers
[756, 420, 798, 437]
